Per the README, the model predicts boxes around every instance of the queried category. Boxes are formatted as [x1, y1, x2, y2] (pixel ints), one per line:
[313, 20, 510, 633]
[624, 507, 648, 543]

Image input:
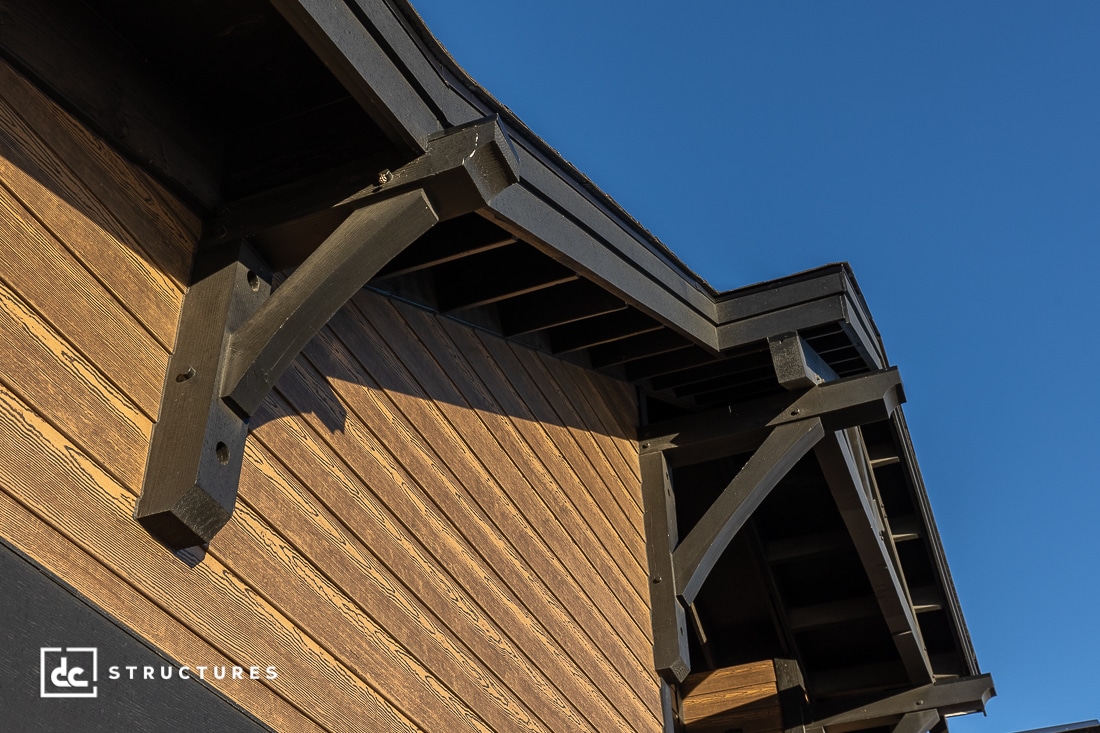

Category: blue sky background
[410, 1, 1100, 730]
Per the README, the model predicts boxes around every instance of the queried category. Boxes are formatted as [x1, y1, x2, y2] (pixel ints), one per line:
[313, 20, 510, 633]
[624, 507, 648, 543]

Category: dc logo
[40, 647, 98, 698]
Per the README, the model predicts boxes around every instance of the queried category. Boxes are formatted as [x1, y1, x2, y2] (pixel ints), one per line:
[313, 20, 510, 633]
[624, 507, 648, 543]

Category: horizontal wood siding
[0, 59, 658, 732]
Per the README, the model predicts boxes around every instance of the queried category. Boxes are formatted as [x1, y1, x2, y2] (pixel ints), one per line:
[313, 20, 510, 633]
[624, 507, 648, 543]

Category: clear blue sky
[410, 1, 1100, 730]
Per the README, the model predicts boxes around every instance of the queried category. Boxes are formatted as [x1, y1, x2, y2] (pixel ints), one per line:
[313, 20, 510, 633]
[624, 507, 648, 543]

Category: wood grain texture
[438, 317, 650, 614]
[0, 382, 419, 733]
[0, 61, 195, 287]
[473, 326, 648, 570]
[292, 322, 659, 729]
[543, 354, 644, 488]
[254, 386, 631, 733]
[0, 497, 324, 733]
[508, 343, 646, 531]
[0, 279, 151, 488]
[0, 89, 183, 348]
[0, 184, 168, 416]
[682, 660, 777, 697]
[222, 483, 500, 733]
[250, 393, 597, 732]
[389, 300, 648, 625]
[682, 661, 784, 733]
[338, 293, 657, 706]
[232, 447, 531, 733]
[685, 703, 784, 733]
[0, 53, 659, 731]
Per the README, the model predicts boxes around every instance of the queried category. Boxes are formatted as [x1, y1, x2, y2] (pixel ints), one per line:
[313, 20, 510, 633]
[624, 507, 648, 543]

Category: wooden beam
[717, 296, 847, 352]
[672, 364, 775, 399]
[765, 530, 851, 565]
[673, 419, 825, 604]
[137, 118, 523, 550]
[717, 266, 848, 322]
[810, 662, 910, 699]
[685, 373, 785, 409]
[769, 331, 840, 390]
[812, 675, 994, 733]
[815, 429, 934, 685]
[498, 280, 626, 335]
[649, 347, 772, 392]
[373, 218, 516, 279]
[893, 711, 941, 733]
[434, 246, 578, 312]
[787, 596, 881, 633]
[222, 190, 438, 417]
[909, 586, 944, 614]
[550, 309, 662, 354]
[680, 661, 784, 733]
[137, 191, 440, 550]
[640, 368, 905, 465]
[639, 452, 691, 683]
[624, 347, 716, 382]
[659, 681, 678, 733]
[776, 658, 811, 733]
[487, 185, 720, 350]
[208, 115, 520, 266]
[0, 0, 222, 207]
[688, 603, 718, 671]
[889, 515, 925, 543]
[134, 240, 271, 549]
[588, 329, 691, 369]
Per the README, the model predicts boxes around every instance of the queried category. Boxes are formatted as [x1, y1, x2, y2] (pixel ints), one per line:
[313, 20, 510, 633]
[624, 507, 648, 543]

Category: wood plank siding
[0, 57, 659, 733]
[681, 661, 784, 733]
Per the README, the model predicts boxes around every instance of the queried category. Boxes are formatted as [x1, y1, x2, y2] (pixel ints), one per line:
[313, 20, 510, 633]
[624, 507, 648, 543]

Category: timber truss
[135, 117, 520, 550]
[638, 333, 993, 730]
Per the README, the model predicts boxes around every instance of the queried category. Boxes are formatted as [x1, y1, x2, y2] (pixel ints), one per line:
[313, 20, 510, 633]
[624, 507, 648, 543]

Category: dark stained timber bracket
[133, 240, 272, 550]
[135, 119, 521, 551]
[815, 428, 935, 685]
[639, 365, 908, 685]
[206, 115, 521, 269]
[809, 674, 994, 733]
[769, 331, 839, 390]
[673, 418, 825, 605]
[640, 451, 691, 684]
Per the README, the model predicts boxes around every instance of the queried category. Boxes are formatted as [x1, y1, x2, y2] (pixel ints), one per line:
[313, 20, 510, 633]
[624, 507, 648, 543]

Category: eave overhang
[0, 0, 988, 725]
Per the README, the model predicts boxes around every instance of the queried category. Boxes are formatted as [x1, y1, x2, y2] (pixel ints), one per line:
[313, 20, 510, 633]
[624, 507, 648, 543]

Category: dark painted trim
[269, 0, 442, 154]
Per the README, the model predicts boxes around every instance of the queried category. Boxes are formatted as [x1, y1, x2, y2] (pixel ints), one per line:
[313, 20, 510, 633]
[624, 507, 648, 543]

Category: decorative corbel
[135, 116, 520, 550]
[638, 364, 906, 683]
